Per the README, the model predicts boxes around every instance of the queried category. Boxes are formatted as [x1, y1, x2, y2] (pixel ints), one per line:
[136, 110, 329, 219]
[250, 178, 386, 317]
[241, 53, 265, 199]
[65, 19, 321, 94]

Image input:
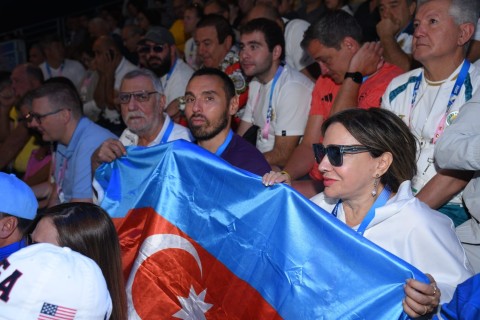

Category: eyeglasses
[118, 91, 158, 104]
[25, 108, 65, 124]
[313, 144, 371, 167]
[137, 44, 166, 54]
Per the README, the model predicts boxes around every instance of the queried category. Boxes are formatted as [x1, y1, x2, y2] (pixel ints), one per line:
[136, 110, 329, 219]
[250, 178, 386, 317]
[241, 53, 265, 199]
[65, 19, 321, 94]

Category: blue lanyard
[409, 60, 470, 132]
[215, 129, 234, 156]
[262, 65, 284, 139]
[163, 58, 177, 90]
[331, 186, 391, 236]
[160, 118, 174, 144]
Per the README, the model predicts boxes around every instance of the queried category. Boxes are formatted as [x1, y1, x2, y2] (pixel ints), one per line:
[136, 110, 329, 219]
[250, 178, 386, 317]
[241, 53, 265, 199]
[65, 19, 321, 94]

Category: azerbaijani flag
[95, 140, 428, 319]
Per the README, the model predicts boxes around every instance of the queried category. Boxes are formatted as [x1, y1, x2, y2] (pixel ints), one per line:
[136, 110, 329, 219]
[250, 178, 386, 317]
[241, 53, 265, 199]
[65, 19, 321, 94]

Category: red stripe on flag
[115, 208, 282, 319]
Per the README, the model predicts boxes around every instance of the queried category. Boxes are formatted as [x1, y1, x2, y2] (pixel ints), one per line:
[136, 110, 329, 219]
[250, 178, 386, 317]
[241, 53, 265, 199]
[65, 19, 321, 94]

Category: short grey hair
[121, 69, 164, 95]
[417, 0, 479, 25]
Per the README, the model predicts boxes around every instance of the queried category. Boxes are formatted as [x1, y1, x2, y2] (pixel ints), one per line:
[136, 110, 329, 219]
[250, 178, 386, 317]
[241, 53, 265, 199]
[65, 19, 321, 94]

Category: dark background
[0, 1, 118, 34]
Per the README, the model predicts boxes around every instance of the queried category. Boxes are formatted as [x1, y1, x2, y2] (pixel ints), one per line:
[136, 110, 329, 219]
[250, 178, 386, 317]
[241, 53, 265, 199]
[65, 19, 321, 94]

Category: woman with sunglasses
[263, 108, 472, 318]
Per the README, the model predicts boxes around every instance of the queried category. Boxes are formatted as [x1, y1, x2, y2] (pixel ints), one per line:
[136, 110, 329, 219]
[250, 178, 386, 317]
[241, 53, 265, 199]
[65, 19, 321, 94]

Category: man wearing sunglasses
[91, 69, 193, 173]
[140, 27, 194, 122]
[0, 173, 37, 261]
[29, 81, 116, 205]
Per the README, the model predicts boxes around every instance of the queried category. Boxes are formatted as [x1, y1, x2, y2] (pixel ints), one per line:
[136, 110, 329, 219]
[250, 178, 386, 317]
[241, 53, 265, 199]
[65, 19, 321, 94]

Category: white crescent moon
[126, 234, 203, 319]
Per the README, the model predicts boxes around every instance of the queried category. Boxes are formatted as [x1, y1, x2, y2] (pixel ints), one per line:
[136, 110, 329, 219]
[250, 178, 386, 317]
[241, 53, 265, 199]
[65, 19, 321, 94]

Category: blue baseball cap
[0, 173, 38, 220]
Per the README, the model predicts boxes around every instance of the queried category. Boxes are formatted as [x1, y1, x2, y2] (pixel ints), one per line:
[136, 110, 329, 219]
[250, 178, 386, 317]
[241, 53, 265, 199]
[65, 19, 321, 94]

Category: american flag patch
[38, 302, 77, 320]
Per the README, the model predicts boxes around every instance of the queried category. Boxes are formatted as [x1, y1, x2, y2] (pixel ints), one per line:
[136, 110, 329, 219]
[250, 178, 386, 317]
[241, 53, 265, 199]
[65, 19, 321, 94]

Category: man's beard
[188, 110, 229, 141]
[147, 54, 172, 77]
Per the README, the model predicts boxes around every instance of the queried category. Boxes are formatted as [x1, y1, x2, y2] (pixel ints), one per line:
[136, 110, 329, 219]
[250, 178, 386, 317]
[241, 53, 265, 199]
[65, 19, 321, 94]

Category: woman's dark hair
[30, 203, 127, 320]
[322, 108, 417, 192]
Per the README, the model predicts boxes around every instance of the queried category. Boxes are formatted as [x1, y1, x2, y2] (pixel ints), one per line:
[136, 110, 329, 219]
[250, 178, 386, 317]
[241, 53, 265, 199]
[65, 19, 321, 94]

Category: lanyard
[331, 186, 391, 236]
[409, 60, 470, 144]
[261, 66, 284, 139]
[46, 62, 64, 78]
[55, 156, 68, 203]
[215, 129, 233, 156]
[163, 58, 177, 90]
[160, 118, 175, 144]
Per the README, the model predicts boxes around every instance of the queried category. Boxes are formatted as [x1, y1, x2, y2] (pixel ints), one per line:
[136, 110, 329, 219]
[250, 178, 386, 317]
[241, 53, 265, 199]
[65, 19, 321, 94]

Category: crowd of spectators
[1, 0, 480, 318]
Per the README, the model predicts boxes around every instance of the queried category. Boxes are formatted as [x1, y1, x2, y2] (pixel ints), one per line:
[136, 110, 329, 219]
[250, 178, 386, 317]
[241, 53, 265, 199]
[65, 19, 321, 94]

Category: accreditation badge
[446, 111, 458, 126]
[229, 70, 247, 94]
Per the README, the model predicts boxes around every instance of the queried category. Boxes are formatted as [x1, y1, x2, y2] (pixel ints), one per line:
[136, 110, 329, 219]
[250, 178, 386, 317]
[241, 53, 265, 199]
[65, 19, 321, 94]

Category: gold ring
[422, 305, 428, 316]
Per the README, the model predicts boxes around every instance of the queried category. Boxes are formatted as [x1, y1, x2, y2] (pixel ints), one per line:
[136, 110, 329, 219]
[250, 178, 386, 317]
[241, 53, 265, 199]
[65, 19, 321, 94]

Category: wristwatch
[344, 72, 363, 84]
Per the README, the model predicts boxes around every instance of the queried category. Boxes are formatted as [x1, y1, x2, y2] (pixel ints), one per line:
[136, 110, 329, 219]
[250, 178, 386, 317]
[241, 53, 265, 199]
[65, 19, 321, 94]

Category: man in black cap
[139, 26, 194, 121]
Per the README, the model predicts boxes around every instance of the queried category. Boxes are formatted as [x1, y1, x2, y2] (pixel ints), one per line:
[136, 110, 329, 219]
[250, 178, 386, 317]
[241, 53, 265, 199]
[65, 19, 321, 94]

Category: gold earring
[371, 174, 380, 197]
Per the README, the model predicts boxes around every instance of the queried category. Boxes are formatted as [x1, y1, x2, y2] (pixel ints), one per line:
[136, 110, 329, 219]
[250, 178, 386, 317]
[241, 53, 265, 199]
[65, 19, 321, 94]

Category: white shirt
[241, 64, 313, 153]
[435, 91, 480, 273]
[40, 59, 86, 88]
[119, 114, 193, 146]
[381, 61, 480, 203]
[310, 181, 473, 303]
[160, 58, 194, 107]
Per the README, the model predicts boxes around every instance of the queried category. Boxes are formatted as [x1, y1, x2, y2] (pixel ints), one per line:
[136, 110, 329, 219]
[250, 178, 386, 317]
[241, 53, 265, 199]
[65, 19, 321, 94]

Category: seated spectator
[92, 69, 192, 172]
[28, 43, 46, 67]
[92, 35, 139, 136]
[0, 64, 44, 176]
[185, 67, 271, 175]
[183, 3, 204, 70]
[435, 91, 480, 273]
[376, 0, 417, 71]
[169, 0, 188, 53]
[121, 24, 144, 66]
[382, 0, 480, 227]
[263, 108, 473, 317]
[28, 81, 116, 205]
[243, 4, 319, 82]
[29, 202, 127, 320]
[194, 14, 249, 110]
[0, 243, 112, 319]
[237, 18, 313, 169]
[78, 46, 101, 122]
[38, 34, 86, 88]
[278, 10, 402, 198]
[14, 92, 52, 208]
[140, 27, 194, 118]
[0, 173, 37, 260]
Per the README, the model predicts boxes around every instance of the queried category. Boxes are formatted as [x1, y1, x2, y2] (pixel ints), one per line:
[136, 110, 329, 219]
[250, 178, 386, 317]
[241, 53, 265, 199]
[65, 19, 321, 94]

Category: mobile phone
[108, 49, 115, 60]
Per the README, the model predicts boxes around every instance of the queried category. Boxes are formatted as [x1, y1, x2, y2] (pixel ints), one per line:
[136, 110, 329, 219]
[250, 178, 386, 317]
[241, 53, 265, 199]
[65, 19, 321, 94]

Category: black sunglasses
[137, 44, 165, 54]
[313, 144, 371, 167]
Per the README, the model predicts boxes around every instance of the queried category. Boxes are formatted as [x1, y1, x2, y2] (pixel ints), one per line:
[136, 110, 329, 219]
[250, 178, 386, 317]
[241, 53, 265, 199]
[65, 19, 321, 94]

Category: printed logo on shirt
[321, 93, 333, 103]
